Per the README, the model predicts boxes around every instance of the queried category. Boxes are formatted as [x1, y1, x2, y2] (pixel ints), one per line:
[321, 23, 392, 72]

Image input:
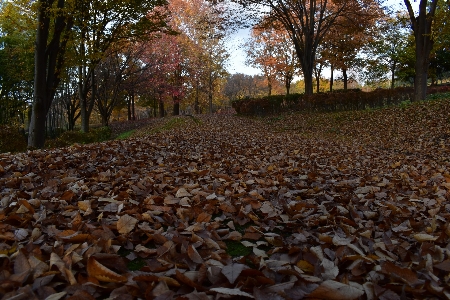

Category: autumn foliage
[0, 98, 450, 299]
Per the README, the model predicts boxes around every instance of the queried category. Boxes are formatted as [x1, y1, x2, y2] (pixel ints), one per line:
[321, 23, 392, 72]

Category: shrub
[232, 94, 303, 116]
[231, 86, 450, 116]
[45, 126, 111, 148]
[0, 125, 27, 153]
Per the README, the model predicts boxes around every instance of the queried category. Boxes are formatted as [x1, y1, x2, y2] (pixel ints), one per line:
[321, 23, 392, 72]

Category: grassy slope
[261, 97, 450, 154]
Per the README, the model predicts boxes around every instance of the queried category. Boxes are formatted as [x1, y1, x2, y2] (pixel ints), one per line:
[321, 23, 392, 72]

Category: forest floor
[1, 98, 450, 300]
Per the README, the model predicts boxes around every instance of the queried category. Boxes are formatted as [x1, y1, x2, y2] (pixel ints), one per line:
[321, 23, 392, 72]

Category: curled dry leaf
[87, 256, 127, 283]
[413, 233, 438, 242]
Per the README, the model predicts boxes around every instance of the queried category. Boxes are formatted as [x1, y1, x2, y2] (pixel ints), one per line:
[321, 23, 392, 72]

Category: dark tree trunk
[303, 64, 314, 95]
[316, 75, 320, 93]
[404, 0, 438, 101]
[195, 81, 200, 114]
[127, 96, 132, 120]
[80, 71, 96, 132]
[101, 114, 108, 127]
[127, 93, 136, 120]
[173, 97, 180, 116]
[209, 72, 213, 114]
[343, 68, 348, 90]
[66, 97, 79, 130]
[131, 94, 135, 120]
[159, 99, 164, 118]
[290, 29, 315, 96]
[390, 61, 397, 89]
[330, 65, 334, 92]
[28, 0, 73, 148]
[285, 74, 292, 95]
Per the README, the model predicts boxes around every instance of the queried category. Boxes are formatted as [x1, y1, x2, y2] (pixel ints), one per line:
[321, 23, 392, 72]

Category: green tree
[0, 1, 35, 125]
[429, 1, 450, 83]
[363, 14, 410, 89]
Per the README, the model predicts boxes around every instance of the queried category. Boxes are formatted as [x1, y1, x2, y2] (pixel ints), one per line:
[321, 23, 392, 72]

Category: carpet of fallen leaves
[1, 99, 450, 300]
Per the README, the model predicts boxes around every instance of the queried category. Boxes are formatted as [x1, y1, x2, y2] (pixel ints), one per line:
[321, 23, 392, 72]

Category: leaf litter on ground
[0, 99, 450, 299]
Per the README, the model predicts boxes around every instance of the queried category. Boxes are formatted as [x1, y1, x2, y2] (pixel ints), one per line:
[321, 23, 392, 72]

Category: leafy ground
[1, 98, 450, 300]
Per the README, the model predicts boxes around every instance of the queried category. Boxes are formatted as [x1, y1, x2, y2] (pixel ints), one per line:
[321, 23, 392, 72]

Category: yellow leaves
[77, 200, 93, 216]
[297, 260, 314, 273]
[413, 233, 438, 242]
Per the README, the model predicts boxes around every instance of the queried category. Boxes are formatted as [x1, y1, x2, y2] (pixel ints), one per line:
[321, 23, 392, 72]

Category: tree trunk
[195, 81, 200, 114]
[297, 41, 314, 95]
[173, 97, 180, 115]
[28, 0, 73, 148]
[131, 93, 136, 120]
[209, 73, 213, 114]
[316, 74, 320, 93]
[101, 114, 108, 127]
[285, 74, 291, 95]
[29, 0, 50, 148]
[159, 99, 164, 118]
[79, 73, 93, 132]
[28, 101, 47, 148]
[330, 65, 334, 92]
[390, 61, 396, 89]
[127, 95, 132, 120]
[303, 66, 314, 95]
[404, 0, 437, 101]
[343, 69, 348, 90]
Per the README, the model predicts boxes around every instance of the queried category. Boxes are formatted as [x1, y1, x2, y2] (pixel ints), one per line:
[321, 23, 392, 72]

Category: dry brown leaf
[210, 287, 254, 298]
[187, 244, 203, 264]
[380, 261, 421, 286]
[307, 280, 364, 299]
[413, 233, 438, 242]
[221, 263, 247, 284]
[117, 214, 138, 234]
[87, 256, 127, 283]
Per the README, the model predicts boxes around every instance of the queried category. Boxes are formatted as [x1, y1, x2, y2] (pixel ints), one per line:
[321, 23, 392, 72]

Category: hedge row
[232, 85, 450, 116]
[0, 126, 112, 154]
